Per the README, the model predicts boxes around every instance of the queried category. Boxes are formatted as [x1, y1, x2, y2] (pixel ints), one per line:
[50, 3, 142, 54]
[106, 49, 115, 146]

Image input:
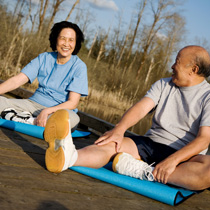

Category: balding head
[179, 45, 210, 78]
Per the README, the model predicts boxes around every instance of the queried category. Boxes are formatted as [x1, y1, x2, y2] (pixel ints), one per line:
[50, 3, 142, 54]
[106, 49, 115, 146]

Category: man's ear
[192, 65, 199, 74]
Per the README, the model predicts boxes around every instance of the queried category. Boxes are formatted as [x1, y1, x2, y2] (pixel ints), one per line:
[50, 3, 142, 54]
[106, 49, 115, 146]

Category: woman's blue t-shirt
[21, 52, 88, 109]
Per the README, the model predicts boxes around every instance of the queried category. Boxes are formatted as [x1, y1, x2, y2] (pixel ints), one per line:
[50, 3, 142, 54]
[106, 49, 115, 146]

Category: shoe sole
[44, 110, 70, 173]
[112, 152, 123, 172]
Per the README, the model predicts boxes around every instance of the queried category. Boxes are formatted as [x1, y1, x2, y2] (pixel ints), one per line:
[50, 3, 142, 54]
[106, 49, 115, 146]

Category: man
[44, 45, 210, 191]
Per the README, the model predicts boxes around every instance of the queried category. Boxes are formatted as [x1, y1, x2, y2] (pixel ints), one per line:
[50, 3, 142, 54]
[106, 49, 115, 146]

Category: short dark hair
[49, 21, 84, 55]
[195, 56, 210, 77]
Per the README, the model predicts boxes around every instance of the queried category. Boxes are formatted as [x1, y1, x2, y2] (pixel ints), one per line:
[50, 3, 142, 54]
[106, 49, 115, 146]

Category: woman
[0, 21, 88, 130]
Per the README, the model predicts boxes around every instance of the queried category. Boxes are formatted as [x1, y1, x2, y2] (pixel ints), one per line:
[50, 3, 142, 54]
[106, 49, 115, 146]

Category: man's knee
[202, 156, 210, 185]
[194, 155, 210, 187]
[119, 137, 140, 159]
[82, 142, 117, 157]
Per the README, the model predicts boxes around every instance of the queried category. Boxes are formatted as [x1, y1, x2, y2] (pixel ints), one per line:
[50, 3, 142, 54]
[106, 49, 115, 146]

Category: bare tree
[11, 0, 22, 23]
[65, 0, 80, 21]
[126, 0, 147, 61]
[116, 22, 132, 68]
[94, 27, 111, 70]
[37, 0, 49, 38]
[11, 0, 25, 28]
[3, 1, 32, 72]
[15, 37, 28, 72]
[160, 13, 185, 77]
[108, 12, 123, 67]
[88, 31, 98, 58]
[126, 41, 142, 73]
[136, 0, 177, 78]
[46, 0, 65, 36]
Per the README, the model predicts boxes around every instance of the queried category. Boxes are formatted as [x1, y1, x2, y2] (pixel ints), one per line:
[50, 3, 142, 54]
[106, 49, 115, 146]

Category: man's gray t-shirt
[144, 77, 210, 154]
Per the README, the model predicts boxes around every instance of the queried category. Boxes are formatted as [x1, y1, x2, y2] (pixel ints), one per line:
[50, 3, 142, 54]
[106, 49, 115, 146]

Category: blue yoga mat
[0, 118, 91, 139]
[70, 163, 196, 206]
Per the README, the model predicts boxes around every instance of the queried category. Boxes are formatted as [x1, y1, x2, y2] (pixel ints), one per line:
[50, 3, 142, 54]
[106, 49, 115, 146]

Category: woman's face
[56, 28, 76, 60]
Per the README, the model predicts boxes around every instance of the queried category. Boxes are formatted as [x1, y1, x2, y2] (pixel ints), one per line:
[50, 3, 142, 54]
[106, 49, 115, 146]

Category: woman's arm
[0, 73, 29, 95]
[35, 91, 81, 127]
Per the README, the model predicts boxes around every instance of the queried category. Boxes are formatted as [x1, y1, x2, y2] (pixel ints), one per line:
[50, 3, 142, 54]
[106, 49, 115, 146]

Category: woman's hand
[35, 108, 53, 127]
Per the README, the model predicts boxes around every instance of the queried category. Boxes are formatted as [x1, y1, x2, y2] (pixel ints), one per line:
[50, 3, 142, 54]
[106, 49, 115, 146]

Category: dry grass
[84, 87, 133, 111]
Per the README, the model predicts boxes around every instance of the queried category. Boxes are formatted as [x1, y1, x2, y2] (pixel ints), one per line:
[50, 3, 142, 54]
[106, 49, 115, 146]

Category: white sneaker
[12, 111, 35, 125]
[112, 152, 154, 181]
[1, 108, 18, 120]
[1, 108, 35, 124]
[44, 109, 78, 173]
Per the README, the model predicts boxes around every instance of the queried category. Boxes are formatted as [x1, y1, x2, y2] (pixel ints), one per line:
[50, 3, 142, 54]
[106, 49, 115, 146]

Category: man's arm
[95, 97, 155, 151]
[153, 126, 210, 184]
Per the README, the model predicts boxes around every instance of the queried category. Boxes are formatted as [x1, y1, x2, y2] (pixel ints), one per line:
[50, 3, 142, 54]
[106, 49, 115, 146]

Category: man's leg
[168, 155, 210, 190]
[74, 137, 140, 168]
[44, 109, 140, 173]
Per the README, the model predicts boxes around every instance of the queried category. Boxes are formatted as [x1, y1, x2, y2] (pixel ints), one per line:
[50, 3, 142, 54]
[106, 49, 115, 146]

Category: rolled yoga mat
[70, 162, 196, 206]
[0, 118, 91, 139]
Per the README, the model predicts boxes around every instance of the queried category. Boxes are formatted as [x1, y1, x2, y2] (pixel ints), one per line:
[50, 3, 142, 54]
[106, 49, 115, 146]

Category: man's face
[171, 49, 193, 87]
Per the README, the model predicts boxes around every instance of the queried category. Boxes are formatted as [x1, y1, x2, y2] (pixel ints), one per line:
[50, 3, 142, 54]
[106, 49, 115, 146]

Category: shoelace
[143, 163, 155, 181]
[122, 158, 155, 181]
[122, 159, 148, 178]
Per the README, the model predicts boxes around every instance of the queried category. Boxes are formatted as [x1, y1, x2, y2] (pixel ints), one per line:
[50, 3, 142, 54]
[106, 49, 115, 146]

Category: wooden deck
[0, 83, 210, 209]
[0, 125, 210, 210]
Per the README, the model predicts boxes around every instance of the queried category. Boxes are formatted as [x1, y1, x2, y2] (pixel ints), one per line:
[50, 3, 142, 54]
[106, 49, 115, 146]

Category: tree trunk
[47, 0, 65, 36]
[126, 0, 147, 61]
[65, 0, 80, 21]
[37, 0, 49, 38]
[88, 31, 98, 58]
[94, 28, 110, 70]
[136, 0, 176, 78]
[15, 37, 28, 73]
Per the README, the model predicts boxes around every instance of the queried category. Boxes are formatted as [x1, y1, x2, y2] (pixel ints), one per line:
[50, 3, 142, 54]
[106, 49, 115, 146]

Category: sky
[181, 0, 210, 44]
[74, 0, 210, 47]
[7, 0, 210, 49]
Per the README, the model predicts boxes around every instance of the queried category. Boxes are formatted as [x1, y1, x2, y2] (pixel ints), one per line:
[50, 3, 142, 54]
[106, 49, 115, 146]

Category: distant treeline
[0, 0, 189, 105]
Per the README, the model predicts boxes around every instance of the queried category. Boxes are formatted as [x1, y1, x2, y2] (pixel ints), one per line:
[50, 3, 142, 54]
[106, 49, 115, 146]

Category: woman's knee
[0, 96, 10, 113]
[65, 109, 80, 129]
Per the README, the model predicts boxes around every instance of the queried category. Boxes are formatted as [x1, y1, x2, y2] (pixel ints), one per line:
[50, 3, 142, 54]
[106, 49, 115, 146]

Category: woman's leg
[0, 96, 46, 114]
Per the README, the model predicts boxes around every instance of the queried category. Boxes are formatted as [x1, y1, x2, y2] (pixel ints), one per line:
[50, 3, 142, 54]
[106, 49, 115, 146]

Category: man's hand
[152, 157, 178, 184]
[94, 128, 124, 152]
